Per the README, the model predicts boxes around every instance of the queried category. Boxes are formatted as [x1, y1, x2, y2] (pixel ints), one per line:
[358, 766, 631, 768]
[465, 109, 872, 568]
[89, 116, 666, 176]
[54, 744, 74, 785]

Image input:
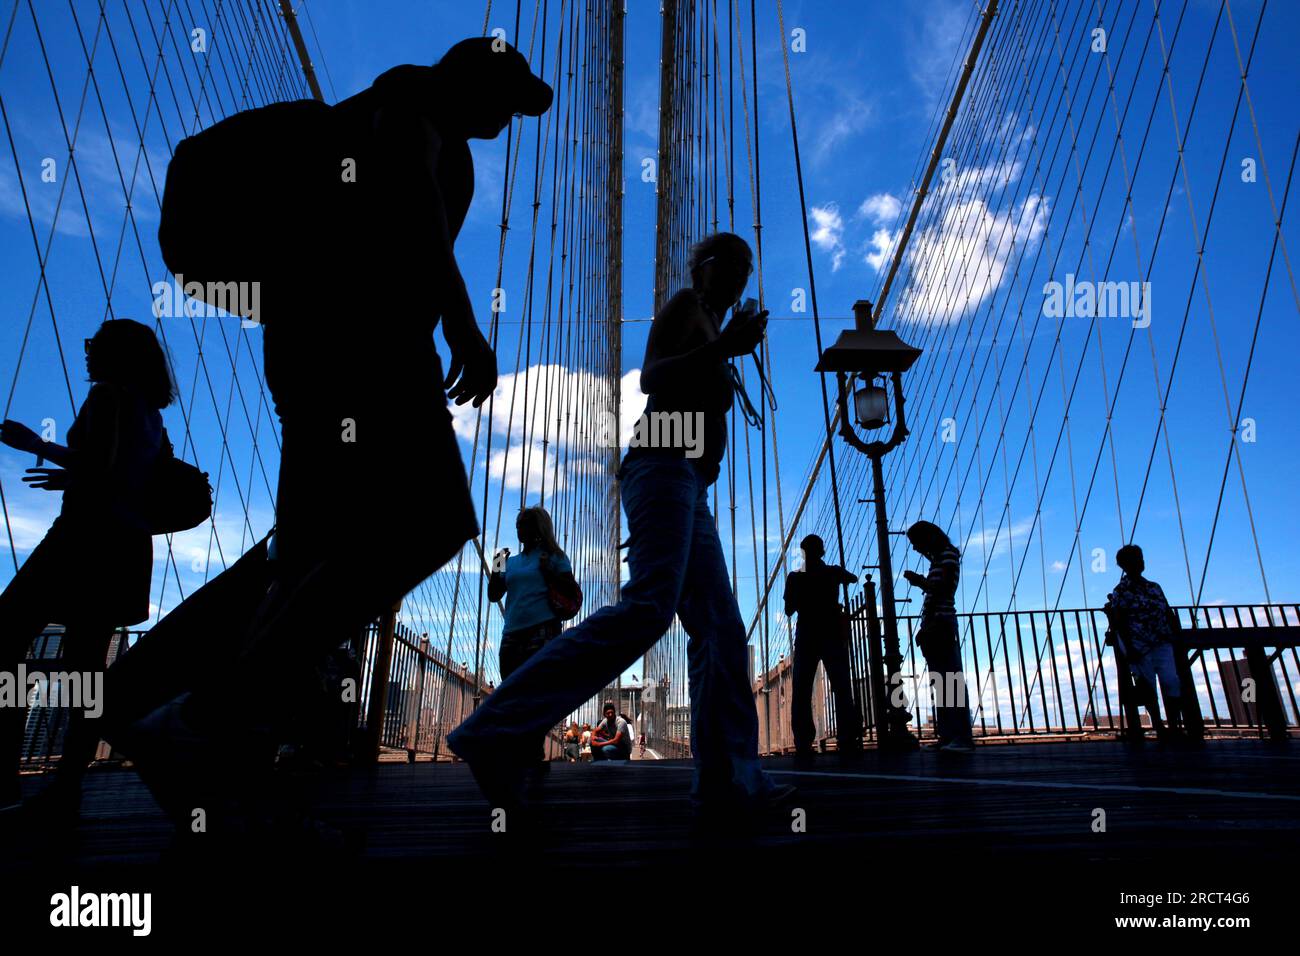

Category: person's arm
[0, 420, 73, 467]
[639, 291, 767, 394]
[0, 384, 125, 470]
[487, 562, 508, 604]
[903, 568, 931, 592]
[839, 566, 860, 586]
[40, 385, 124, 477]
[783, 572, 799, 618]
[372, 101, 495, 407]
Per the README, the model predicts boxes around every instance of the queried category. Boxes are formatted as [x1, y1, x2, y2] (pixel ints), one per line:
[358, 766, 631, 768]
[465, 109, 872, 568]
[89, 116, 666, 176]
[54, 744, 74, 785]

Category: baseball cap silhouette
[435, 37, 553, 115]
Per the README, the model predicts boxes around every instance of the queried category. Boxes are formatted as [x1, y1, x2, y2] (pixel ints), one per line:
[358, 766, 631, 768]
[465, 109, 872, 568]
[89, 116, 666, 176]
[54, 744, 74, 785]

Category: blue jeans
[448, 455, 770, 805]
[591, 743, 628, 761]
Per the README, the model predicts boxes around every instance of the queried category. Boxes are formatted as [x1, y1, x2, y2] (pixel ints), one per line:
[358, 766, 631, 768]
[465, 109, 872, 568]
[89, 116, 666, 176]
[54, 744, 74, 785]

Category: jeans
[919, 619, 973, 745]
[448, 455, 770, 805]
[499, 619, 562, 681]
[591, 743, 629, 761]
[791, 622, 862, 753]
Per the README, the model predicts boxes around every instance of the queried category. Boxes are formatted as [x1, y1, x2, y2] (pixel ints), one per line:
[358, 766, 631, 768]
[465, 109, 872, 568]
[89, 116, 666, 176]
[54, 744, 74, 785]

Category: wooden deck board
[6, 739, 1297, 868]
[4, 740, 1294, 937]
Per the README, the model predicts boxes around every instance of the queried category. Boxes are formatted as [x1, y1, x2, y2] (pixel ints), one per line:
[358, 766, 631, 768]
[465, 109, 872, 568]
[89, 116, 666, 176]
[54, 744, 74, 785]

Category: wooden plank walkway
[6, 738, 1297, 867]
[3, 738, 1294, 937]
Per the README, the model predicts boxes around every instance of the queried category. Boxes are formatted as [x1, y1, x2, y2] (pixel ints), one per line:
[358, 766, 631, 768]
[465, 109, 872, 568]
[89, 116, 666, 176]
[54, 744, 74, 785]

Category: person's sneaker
[762, 782, 798, 810]
[939, 739, 975, 754]
[465, 755, 531, 812]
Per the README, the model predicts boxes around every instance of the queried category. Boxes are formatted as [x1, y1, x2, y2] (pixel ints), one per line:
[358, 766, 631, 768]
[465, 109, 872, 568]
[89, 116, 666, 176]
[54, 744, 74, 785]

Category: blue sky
[1, 0, 1296, 699]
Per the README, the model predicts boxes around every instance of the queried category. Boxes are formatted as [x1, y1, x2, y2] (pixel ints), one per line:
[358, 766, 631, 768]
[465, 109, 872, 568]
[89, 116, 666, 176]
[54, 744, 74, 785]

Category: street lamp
[815, 299, 922, 751]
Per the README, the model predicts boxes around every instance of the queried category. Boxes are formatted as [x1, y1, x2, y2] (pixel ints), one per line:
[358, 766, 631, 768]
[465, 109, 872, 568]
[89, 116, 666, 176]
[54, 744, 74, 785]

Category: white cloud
[812, 95, 873, 164]
[864, 227, 899, 272]
[858, 193, 904, 272]
[809, 203, 846, 271]
[859, 192, 903, 225]
[449, 365, 648, 492]
[897, 186, 1049, 324]
[486, 441, 562, 495]
[963, 516, 1038, 561]
[908, 0, 971, 109]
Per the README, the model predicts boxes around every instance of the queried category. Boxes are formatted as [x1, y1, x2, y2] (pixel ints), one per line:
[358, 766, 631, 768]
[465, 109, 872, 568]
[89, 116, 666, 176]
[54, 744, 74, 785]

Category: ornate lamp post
[815, 300, 922, 751]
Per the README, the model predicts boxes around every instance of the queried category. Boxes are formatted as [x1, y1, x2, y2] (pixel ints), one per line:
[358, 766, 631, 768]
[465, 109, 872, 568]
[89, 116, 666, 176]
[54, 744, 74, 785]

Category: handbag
[145, 432, 213, 534]
[540, 553, 583, 621]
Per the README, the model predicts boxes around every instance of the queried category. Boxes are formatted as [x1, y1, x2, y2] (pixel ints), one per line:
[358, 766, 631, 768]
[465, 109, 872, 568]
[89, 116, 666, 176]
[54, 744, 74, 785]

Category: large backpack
[157, 99, 336, 316]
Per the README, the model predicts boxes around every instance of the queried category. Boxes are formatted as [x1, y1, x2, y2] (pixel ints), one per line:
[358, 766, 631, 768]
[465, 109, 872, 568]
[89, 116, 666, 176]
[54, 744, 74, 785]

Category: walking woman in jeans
[0, 319, 172, 815]
[489, 506, 571, 680]
[449, 232, 793, 821]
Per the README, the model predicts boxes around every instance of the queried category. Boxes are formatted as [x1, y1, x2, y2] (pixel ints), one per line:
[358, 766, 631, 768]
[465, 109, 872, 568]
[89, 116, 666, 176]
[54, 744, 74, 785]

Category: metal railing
[744, 602, 1300, 755]
[17, 617, 494, 770]
[20, 602, 1297, 769]
[356, 619, 499, 761]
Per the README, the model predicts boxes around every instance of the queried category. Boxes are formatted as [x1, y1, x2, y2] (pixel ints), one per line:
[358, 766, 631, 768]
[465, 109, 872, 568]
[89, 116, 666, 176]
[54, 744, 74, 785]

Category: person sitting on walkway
[579, 723, 593, 762]
[1104, 544, 1184, 741]
[783, 534, 862, 769]
[562, 723, 582, 762]
[903, 521, 974, 754]
[590, 702, 633, 761]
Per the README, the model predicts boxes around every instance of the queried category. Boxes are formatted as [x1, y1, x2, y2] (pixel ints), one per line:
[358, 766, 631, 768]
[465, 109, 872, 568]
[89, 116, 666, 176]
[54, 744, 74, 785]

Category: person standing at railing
[0, 319, 171, 816]
[489, 506, 577, 681]
[903, 521, 974, 754]
[1104, 544, 1185, 741]
[783, 534, 862, 769]
[488, 505, 577, 769]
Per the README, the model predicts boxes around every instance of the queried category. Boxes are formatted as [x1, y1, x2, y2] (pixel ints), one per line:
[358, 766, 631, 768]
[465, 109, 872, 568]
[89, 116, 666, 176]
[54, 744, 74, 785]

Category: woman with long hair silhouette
[489, 506, 573, 680]
[0, 318, 173, 815]
[449, 232, 794, 825]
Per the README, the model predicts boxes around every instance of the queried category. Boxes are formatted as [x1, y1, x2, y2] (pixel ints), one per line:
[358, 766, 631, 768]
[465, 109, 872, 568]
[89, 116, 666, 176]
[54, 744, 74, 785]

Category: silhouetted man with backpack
[105, 37, 553, 848]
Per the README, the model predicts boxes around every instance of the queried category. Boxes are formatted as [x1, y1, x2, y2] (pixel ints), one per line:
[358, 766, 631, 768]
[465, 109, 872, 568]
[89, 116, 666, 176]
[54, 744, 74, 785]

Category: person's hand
[716, 306, 768, 358]
[443, 313, 498, 407]
[21, 467, 71, 491]
[492, 547, 511, 571]
[1, 420, 45, 455]
[903, 569, 927, 587]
